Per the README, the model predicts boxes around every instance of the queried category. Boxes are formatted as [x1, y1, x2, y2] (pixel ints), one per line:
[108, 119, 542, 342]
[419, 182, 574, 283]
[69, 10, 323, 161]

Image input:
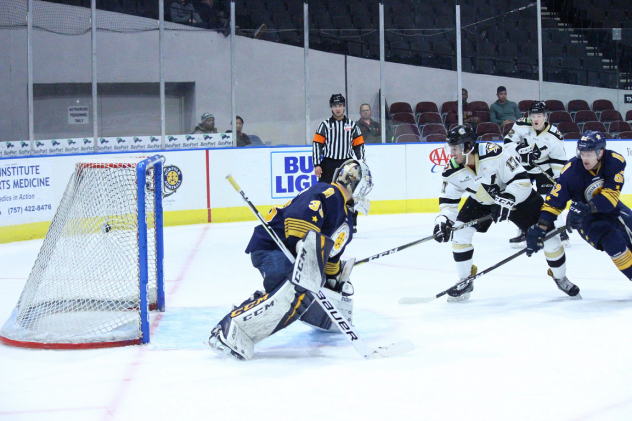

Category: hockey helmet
[528, 100, 547, 115]
[333, 159, 373, 215]
[446, 124, 476, 154]
[329, 93, 346, 107]
[576, 130, 606, 159]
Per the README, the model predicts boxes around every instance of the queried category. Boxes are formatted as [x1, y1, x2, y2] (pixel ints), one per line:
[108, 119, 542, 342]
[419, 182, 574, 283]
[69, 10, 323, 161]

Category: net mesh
[0, 157, 159, 346]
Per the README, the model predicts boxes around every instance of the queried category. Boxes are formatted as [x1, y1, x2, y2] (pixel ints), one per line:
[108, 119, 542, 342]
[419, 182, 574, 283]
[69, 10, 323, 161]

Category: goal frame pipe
[137, 155, 165, 344]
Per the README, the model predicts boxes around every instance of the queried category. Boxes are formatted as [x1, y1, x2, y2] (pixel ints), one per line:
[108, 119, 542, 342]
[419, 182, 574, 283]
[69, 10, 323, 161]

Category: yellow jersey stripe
[600, 188, 620, 207]
[542, 203, 564, 216]
[285, 293, 306, 324]
[612, 250, 632, 270]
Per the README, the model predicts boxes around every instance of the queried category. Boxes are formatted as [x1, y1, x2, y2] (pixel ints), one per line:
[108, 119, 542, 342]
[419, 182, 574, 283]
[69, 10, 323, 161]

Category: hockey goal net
[0, 155, 165, 349]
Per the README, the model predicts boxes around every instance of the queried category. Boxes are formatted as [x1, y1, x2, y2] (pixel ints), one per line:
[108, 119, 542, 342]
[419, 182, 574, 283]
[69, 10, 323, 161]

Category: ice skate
[509, 228, 526, 249]
[547, 269, 581, 298]
[447, 265, 477, 303]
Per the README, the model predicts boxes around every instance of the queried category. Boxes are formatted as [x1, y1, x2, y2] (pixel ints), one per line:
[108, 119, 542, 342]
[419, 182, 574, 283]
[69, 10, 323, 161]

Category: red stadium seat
[390, 102, 413, 114]
[416, 112, 443, 127]
[395, 133, 420, 143]
[475, 122, 501, 137]
[422, 124, 447, 140]
[582, 121, 607, 133]
[548, 111, 573, 124]
[480, 133, 503, 141]
[616, 131, 632, 139]
[475, 111, 490, 123]
[391, 112, 416, 126]
[564, 132, 582, 140]
[592, 99, 615, 113]
[608, 121, 632, 137]
[556, 121, 580, 135]
[502, 121, 514, 136]
[414, 101, 439, 116]
[545, 99, 566, 112]
[626, 110, 632, 121]
[425, 133, 447, 142]
[394, 124, 420, 137]
[600, 109, 623, 123]
[518, 100, 533, 113]
[468, 101, 490, 112]
[567, 99, 590, 119]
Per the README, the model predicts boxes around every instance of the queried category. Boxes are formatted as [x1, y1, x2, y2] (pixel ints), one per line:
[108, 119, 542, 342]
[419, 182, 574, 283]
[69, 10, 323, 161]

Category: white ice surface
[1, 214, 632, 421]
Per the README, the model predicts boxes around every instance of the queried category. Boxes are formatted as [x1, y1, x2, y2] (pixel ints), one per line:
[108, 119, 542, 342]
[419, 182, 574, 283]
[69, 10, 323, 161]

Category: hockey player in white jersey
[433, 125, 579, 302]
[504, 100, 570, 247]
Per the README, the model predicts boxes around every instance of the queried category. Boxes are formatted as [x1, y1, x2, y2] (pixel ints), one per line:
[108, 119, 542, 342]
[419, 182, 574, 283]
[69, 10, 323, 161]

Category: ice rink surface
[1, 213, 632, 421]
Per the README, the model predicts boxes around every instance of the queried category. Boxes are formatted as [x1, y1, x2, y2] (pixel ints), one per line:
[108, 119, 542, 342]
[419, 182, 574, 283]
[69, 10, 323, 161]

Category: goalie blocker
[209, 231, 336, 360]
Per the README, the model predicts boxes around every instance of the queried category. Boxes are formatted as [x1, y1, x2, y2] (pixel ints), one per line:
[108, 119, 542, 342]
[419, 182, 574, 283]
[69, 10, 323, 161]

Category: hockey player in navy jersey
[527, 131, 632, 284]
[208, 159, 373, 360]
[434, 125, 579, 302]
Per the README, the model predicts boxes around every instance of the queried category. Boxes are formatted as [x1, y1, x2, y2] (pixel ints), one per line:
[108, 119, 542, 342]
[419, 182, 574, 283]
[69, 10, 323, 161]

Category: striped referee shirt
[313, 116, 365, 165]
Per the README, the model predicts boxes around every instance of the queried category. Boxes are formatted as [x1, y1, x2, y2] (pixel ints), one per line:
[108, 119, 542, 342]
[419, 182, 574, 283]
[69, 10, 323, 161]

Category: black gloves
[526, 224, 547, 256]
[491, 193, 515, 223]
[566, 201, 591, 233]
[433, 215, 454, 243]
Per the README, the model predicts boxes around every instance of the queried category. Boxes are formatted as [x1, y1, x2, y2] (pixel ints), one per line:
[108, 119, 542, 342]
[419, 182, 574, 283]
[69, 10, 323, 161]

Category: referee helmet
[329, 94, 346, 107]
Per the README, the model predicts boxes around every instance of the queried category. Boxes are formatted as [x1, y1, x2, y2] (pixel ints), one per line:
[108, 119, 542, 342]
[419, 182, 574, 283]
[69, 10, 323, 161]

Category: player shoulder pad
[479, 142, 503, 160]
[441, 157, 463, 178]
[547, 125, 564, 141]
[604, 149, 626, 172]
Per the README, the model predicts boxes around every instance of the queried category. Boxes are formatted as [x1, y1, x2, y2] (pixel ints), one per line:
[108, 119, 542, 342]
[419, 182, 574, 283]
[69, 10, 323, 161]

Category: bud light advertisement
[270, 150, 318, 199]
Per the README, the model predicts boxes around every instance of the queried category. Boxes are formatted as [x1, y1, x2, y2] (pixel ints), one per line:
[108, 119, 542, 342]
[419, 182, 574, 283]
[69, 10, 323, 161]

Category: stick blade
[365, 340, 415, 359]
[398, 296, 437, 305]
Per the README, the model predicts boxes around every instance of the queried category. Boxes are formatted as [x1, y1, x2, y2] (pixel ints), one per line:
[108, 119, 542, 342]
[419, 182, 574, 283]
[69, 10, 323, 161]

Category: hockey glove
[526, 224, 546, 256]
[517, 142, 541, 166]
[566, 201, 591, 233]
[491, 193, 515, 223]
[433, 215, 454, 243]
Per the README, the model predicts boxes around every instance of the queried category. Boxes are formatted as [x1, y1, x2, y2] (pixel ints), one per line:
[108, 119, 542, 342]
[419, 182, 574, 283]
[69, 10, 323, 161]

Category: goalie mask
[333, 159, 373, 215]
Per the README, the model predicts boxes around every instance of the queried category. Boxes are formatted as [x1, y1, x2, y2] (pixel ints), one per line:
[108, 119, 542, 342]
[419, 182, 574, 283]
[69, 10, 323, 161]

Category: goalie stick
[225, 174, 414, 359]
[399, 226, 566, 304]
[354, 215, 492, 266]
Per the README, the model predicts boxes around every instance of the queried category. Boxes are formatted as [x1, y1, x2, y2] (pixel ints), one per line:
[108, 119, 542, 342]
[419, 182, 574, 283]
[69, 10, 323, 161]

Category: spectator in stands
[490, 86, 521, 130]
[170, 0, 202, 26]
[226, 116, 252, 147]
[193, 112, 218, 134]
[460, 88, 480, 127]
[356, 103, 382, 143]
[198, 0, 229, 36]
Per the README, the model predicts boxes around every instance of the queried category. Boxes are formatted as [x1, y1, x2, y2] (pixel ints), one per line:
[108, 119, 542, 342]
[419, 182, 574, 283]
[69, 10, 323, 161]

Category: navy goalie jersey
[540, 149, 627, 225]
[245, 183, 353, 276]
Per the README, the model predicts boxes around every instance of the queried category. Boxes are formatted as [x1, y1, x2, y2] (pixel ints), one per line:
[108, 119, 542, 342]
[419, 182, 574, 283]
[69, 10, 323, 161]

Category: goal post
[0, 155, 165, 349]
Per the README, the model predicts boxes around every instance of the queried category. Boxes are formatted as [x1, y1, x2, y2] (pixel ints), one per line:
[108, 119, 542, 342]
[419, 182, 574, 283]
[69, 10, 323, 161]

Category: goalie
[208, 159, 373, 360]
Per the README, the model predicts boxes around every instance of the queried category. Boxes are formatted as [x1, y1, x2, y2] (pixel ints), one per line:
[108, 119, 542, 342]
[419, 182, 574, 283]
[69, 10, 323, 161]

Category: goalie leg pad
[291, 230, 334, 294]
[208, 317, 255, 361]
[300, 289, 354, 332]
[220, 278, 315, 348]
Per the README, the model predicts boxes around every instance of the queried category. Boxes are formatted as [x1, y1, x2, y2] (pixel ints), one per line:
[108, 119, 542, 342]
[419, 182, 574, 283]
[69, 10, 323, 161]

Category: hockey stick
[225, 174, 414, 359]
[399, 226, 566, 304]
[532, 161, 557, 184]
[353, 215, 493, 266]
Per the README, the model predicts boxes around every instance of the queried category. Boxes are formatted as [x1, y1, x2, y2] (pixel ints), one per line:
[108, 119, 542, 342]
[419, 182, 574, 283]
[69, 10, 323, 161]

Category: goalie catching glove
[491, 192, 515, 223]
[433, 215, 454, 243]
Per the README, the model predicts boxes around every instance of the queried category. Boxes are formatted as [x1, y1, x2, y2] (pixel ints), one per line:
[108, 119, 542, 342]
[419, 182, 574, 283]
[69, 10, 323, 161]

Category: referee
[313, 93, 366, 232]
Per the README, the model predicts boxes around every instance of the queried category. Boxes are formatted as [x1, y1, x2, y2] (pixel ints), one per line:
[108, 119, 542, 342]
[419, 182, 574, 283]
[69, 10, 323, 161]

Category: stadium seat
[425, 133, 447, 143]
[468, 101, 490, 113]
[564, 132, 582, 140]
[567, 99, 590, 117]
[422, 124, 447, 141]
[592, 99, 615, 118]
[444, 112, 459, 127]
[518, 100, 533, 113]
[391, 112, 416, 126]
[480, 133, 503, 141]
[475, 111, 490, 123]
[414, 101, 439, 116]
[549, 111, 573, 124]
[600, 109, 623, 123]
[476, 122, 501, 137]
[394, 124, 420, 137]
[556, 121, 580, 135]
[582, 121, 607, 133]
[608, 121, 632, 137]
[545, 100, 566, 112]
[390, 102, 413, 114]
[574, 110, 599, 131]
[502, 122, 514, 136]
[441, 101, 458, 120]
[617, 131, 632, 139]
[626, 110, 632, 122]
[396, 134, 420, 143]
[417, 112, 443, 127]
